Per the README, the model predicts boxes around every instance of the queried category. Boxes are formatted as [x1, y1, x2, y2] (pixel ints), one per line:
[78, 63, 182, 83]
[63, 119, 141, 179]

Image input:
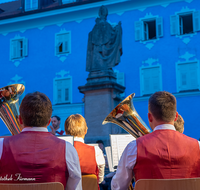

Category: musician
[174, 114, 184, 133]
[111, 91, 200, 190]
[65, 114, 105, 187]
[0, 92, 82, 190]
[50, 115, 65, 135]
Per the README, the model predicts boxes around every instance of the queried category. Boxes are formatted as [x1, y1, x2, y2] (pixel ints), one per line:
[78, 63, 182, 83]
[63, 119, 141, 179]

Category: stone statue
[86, 5, 123, 72]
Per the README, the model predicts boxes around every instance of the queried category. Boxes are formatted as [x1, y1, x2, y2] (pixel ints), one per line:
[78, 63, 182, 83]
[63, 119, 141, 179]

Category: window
[54, 77, 72, 104]
[176, 62, 200, 92]
[25, 0, 38, 11]
[62, 0, 76, 4]
[10, 38, 28, 60]
[170, 11, 200, 36]
[115, 70, 125, 97]
[140, 66, 162, 96]
[135, 17, 163, 41]
[55, 32, 71, 55]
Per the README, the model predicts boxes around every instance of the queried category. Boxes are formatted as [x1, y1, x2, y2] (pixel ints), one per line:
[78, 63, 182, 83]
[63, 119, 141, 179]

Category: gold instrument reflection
[102, 93, 152, 138]
[0, 84, 25, 135]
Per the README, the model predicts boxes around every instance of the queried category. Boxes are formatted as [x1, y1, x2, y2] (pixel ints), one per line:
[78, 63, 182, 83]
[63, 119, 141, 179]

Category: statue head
[98, 5, 108, 20]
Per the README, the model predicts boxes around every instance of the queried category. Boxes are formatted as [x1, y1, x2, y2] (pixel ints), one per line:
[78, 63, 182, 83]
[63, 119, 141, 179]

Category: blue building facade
[0, 0, 200, 140]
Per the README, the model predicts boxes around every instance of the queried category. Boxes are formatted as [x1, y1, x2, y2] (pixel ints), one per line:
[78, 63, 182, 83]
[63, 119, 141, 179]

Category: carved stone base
[78, 70, 125, 146]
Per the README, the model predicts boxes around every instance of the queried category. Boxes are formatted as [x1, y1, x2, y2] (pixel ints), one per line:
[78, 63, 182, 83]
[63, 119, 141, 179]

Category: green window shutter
[189, 63, 198, 89]
[25, 0, 31, 10]
[32, 0, 38, 9]
[178, 62, 199, 91]
[193, 11, 200, 32]
[156, 17, 163, 38]
[55, 34, 60, 55]
[170, 15, 178, 35]
[63, 33, 69, 53]
[16, 40, 21, 58]
[57, 80, 63, 103]
[23, 38, 28, 57]
[117, 72, 125, 86]
[63, 78, 71, 102]
[135, 21, 142, 41]
[10, 40, 16, 60]
[142, 67, 160, 95]
[117, 72, 125, 97]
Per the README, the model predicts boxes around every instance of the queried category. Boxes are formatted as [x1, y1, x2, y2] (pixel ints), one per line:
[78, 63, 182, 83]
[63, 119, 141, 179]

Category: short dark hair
[51, 115, 60, 121]
[19, 92, 52, 127]
[148, 91, 177, 122]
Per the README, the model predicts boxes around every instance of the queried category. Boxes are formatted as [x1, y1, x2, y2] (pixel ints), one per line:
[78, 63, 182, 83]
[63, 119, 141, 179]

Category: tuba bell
[102, 93, 152, 138]
[0, 84, 25, 135]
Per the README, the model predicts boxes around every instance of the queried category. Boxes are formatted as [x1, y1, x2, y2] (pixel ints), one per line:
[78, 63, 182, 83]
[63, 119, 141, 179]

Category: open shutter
[10, 40, 17, 60]
[64, 33, 69, 53]
[23, 38, 28, 57]
[16, 40, 21, 58]
[170, 15, 178, 35]
[156, 17, 163, 38]
[55, 34, 60, 55]
[193, 11, 200, 32]
[25, 0, 31, 10]
[135, 21, 142, 41]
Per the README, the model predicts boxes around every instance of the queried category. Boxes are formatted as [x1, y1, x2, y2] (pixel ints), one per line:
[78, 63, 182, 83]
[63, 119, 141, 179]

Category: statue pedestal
[78, 70, 125, 145]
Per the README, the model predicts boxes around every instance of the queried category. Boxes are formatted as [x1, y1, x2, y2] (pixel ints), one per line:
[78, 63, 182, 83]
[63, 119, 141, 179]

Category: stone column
[78, 70, 125, 146]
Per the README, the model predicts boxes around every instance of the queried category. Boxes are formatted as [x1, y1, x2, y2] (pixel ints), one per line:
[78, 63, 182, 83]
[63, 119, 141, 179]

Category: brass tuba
[102, 93, 152, 138]
[0, 84, 25, 135]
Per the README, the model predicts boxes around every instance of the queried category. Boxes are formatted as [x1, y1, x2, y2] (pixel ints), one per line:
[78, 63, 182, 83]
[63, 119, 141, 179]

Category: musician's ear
[85, 127, 88, 135]
[174, 112, 178, 122]
[47, 118, 51, 126]
[19, 115, 23, 125]
[148, 112, 153, 123]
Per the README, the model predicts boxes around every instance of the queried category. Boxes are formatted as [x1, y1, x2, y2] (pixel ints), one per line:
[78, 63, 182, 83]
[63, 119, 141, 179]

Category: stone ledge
[78, 81, 125, 94]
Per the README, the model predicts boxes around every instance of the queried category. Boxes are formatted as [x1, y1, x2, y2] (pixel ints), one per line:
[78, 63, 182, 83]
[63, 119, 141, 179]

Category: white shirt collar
[154, 124, 176, 131]
[55, 127, 62, 132]
[22, 127, 48, 132]
[74, 136, 84, 143]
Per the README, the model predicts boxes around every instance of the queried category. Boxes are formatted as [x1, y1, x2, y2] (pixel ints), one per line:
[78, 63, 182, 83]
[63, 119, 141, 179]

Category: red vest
[133, 130, 200, 180]
[0, 131, 69, 188]
[74, 141, 99, 179]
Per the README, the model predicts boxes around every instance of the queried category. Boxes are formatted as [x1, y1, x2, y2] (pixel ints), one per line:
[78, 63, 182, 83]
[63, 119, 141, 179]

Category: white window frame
[25, 0, 38, 11]
[10, 37, 28, 61]
[114, 70, 125, 97]
[170, 10, 200, 36]
[53, 76, 72, 104]
[135, 16, 163, 42]
[176, 61, 200, 92]
[140, 65, 162, 96]
[55, 31, 71, 56]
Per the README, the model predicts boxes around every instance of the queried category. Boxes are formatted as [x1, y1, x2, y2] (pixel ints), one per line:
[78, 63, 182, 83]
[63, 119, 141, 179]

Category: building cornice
[0, 0, 183, 34]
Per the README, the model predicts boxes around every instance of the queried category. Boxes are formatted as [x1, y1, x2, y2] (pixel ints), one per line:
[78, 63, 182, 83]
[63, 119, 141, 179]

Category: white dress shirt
[74, 137, 105, 183]
[0, 127, 82, 190]
[111, 124, 200, 190]
[55, 127, 66, 135]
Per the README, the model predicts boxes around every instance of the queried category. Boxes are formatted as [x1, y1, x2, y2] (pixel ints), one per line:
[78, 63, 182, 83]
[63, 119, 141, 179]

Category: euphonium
[102, 93, 152, 138]
[0, 84, 25, 135]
